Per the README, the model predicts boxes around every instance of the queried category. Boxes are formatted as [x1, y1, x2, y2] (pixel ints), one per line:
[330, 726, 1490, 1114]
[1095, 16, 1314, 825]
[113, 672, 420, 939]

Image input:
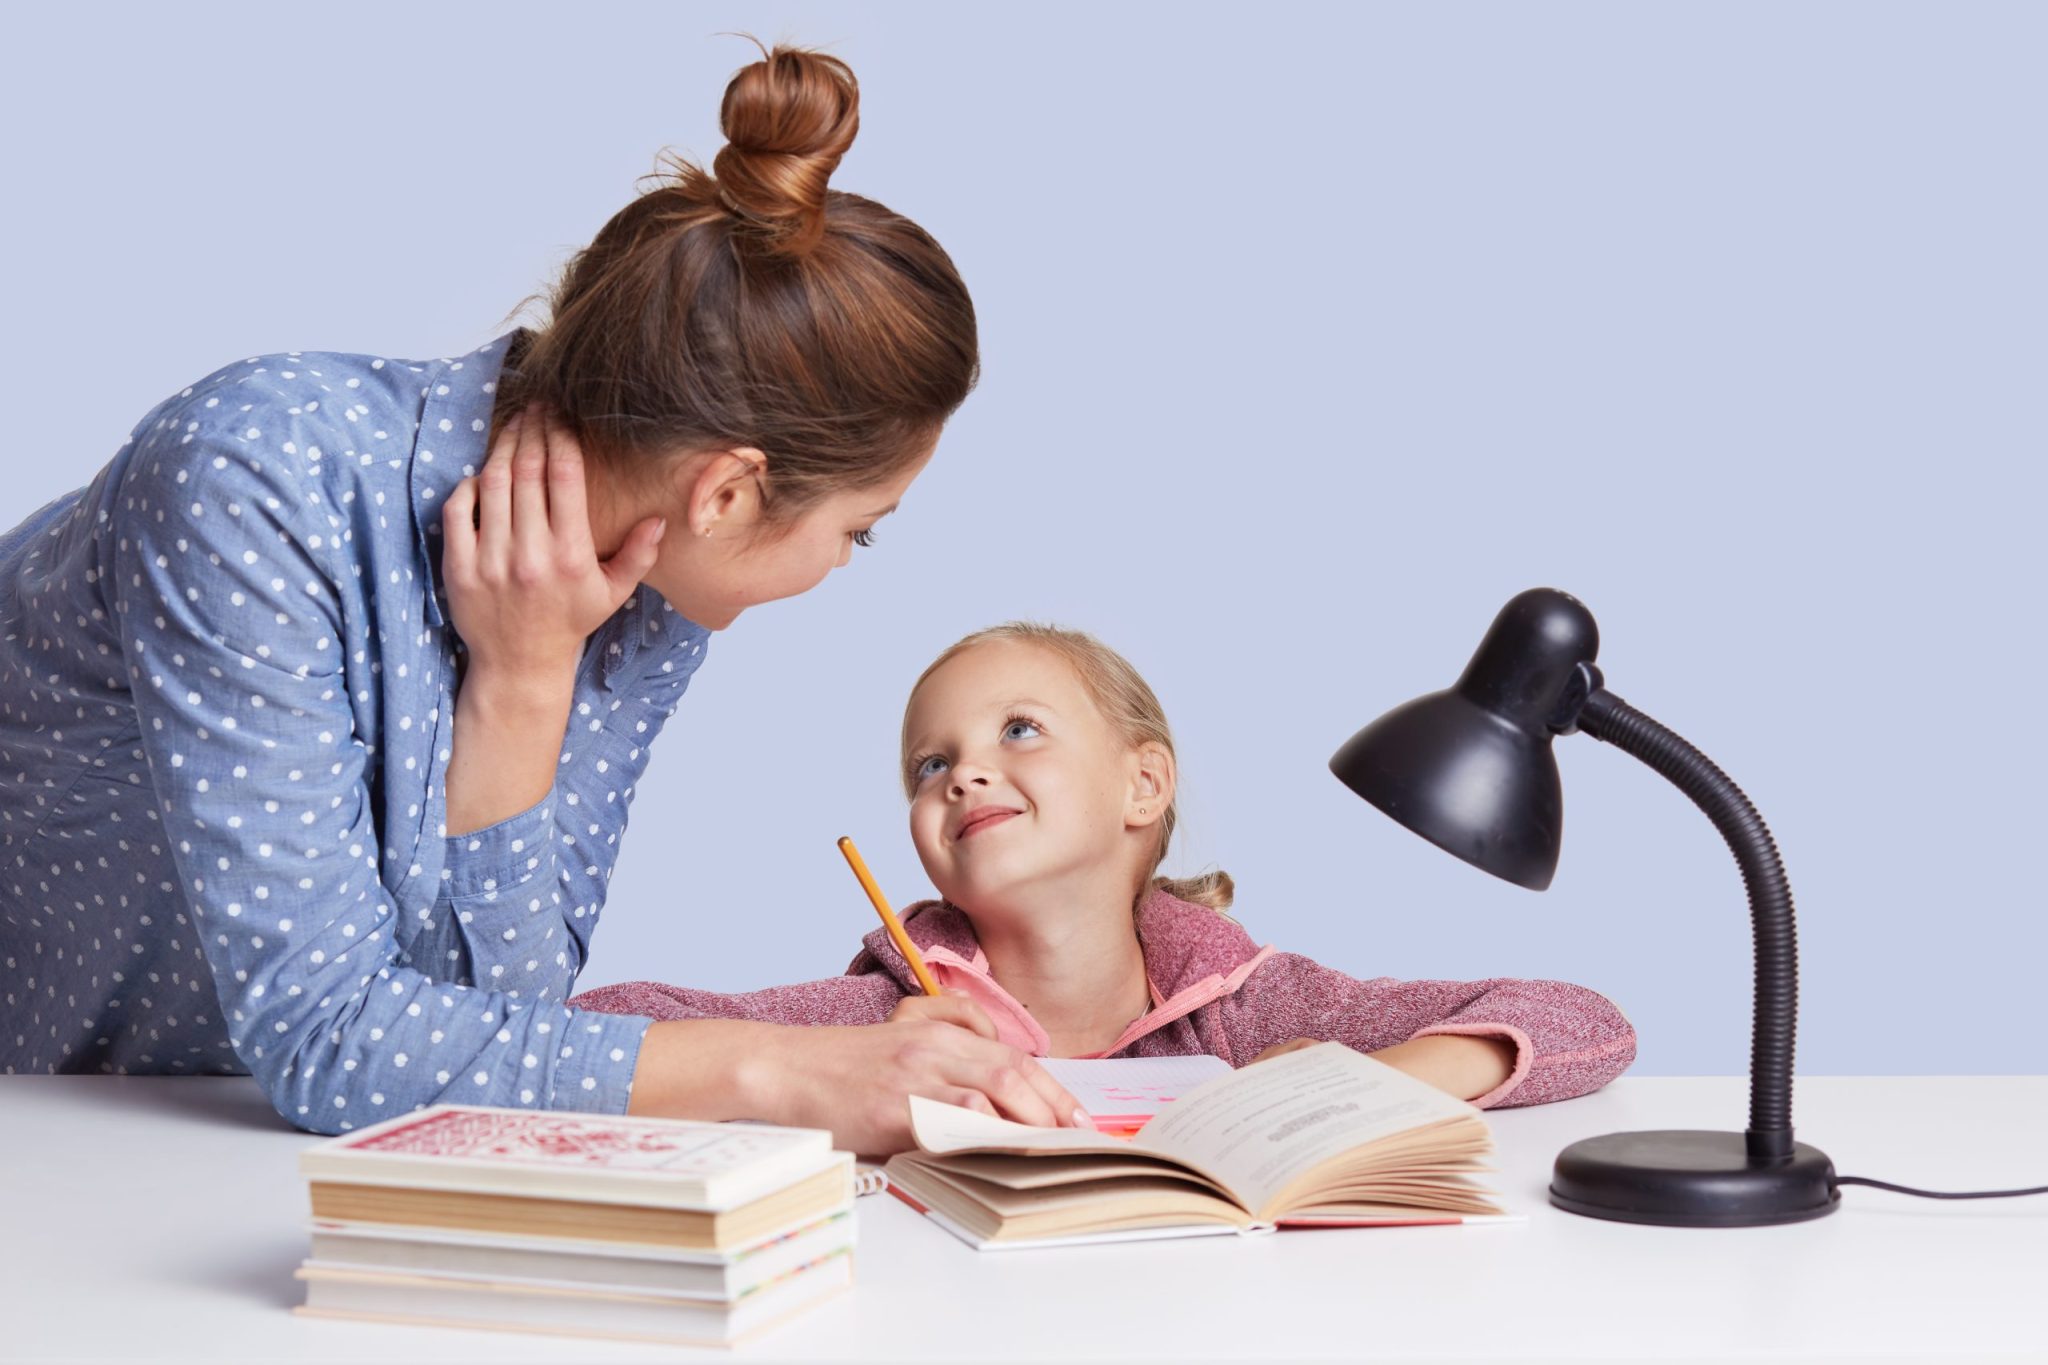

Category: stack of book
[291, 1104, 857, 1347]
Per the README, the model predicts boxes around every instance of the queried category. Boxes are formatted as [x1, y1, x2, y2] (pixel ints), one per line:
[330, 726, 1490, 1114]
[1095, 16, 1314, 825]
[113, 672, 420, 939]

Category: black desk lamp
[1329, 587, 1839, 1227]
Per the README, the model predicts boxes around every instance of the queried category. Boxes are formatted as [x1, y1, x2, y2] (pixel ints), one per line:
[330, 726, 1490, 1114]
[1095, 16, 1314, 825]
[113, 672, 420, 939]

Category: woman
[0, 44, 1086, 1154]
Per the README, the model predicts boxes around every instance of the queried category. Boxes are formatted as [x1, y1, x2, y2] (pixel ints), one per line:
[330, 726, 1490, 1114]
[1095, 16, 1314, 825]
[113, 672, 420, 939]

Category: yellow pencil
[837, 835, 941, 997]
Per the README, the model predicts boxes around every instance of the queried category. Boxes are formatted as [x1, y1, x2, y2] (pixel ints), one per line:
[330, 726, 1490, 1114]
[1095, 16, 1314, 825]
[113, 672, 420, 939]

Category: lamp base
[1549, 1129, 1839, 1227]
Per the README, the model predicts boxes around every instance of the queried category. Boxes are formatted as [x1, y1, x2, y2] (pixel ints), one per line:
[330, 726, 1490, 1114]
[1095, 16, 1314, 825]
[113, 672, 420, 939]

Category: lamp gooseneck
[1573, 690, 1799, 1165]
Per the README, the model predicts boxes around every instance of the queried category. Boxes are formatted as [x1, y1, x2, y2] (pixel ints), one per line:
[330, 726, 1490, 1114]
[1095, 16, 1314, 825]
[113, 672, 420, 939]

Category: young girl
[571, 623, 1636, 1130]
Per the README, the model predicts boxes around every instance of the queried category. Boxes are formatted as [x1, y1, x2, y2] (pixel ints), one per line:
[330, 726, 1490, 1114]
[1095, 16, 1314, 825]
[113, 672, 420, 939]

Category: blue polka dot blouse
[0, 333, 712, 1133]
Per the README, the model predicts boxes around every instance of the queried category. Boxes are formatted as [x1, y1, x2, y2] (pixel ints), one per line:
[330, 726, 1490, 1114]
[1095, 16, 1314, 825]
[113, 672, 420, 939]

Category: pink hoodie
[568, 887, 1637, 1109]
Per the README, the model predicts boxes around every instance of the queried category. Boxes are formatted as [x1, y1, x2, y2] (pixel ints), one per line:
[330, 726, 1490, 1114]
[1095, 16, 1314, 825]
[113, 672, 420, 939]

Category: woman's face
[645, 442, 933, 630]
[902, 641, 1145, 911]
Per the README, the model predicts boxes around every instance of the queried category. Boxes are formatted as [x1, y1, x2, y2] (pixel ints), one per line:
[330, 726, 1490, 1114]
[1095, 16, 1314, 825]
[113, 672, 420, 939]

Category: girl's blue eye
[911, 715, 1043, 785]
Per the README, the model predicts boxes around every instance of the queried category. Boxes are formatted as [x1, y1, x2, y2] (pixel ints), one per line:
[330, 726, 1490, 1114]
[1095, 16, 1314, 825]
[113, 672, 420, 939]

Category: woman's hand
[440, 402, 667, 683]
[741, 1001, 1092, 1159]
[438, 403, 668, 835]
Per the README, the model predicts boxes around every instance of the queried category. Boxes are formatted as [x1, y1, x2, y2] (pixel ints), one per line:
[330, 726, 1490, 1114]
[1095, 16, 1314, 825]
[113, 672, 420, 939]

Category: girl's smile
[955, 806, 1024, 841]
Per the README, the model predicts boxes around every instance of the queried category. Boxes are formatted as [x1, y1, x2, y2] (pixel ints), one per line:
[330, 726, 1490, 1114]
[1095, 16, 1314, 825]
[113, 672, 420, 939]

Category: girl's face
[903, 640, 1159, 911]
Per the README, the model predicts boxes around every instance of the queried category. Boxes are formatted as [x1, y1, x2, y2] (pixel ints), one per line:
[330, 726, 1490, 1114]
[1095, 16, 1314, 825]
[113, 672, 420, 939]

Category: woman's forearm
[627, 1018, 778, 1120]
[444, 662, 578, 836]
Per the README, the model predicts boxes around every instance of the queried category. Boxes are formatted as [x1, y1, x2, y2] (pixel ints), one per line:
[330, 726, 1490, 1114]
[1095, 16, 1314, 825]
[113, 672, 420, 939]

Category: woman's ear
[680, 447, 768, 538]
[1125, 742, 1176, 828]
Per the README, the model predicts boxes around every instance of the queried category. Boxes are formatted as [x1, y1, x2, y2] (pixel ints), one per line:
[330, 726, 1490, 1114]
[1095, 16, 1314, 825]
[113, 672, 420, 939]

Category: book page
[1038, 1055, 1232, 1127]
[915, 1151, 1230, 1193]
[906, 1097, 1143, 1159]
[1132, 1043, 1482, 1218]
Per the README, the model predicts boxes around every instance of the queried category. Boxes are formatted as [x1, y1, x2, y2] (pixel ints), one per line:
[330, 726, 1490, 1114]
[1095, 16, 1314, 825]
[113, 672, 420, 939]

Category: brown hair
[900, 622, 1236, 914]
[491, 40, 978, 530]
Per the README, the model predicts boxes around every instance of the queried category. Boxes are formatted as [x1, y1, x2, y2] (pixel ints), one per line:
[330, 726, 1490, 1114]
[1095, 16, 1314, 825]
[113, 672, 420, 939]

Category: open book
[884, 1042, 1512, 1249]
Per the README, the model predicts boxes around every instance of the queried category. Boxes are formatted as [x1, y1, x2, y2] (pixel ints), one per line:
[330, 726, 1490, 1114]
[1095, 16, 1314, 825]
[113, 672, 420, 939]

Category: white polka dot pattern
[0, 334, 712, 1135]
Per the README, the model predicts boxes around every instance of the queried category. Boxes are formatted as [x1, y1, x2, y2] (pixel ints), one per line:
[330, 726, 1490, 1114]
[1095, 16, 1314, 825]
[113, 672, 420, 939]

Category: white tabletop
[3, 1074, 2043, 1363]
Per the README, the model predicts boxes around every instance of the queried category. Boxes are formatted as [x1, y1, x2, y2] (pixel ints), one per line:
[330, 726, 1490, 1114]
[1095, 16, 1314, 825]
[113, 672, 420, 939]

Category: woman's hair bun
[712, 41, 861, 260]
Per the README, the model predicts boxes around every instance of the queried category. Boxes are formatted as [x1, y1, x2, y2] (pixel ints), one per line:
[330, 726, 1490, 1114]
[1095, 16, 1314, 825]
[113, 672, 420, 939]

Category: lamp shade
[1329, 589, 1601, 891]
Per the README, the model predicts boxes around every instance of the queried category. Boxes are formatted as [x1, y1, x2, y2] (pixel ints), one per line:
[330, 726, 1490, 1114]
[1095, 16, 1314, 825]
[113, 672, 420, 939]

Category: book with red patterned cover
[298, 1104, 842, 1212]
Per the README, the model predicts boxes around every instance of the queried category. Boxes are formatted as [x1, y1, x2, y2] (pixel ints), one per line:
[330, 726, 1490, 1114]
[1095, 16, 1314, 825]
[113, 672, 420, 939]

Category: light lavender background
[4, 3, 2041, 1076]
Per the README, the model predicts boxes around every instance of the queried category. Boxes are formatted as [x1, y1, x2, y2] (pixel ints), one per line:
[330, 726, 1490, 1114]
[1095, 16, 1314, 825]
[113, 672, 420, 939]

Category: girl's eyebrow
[906, 698, 1060, 758]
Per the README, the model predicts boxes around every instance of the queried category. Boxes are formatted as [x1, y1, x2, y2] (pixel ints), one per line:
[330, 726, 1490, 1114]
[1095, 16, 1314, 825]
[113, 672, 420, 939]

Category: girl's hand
[746, 1005, 1092, 1158]
[1250, 1037, 1322, 1065]
[886, 989, 999, 1038]
[440, 402, 667, 683]
[1249, 1036, 1517, 1103]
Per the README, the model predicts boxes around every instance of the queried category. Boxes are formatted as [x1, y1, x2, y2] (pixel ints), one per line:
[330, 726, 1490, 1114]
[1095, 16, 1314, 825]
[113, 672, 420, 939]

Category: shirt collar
[408, 332, 512, 633]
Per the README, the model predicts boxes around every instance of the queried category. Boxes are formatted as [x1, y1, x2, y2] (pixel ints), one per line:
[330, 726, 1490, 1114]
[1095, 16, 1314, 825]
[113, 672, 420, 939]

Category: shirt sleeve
[107, 423, 653, 1135]
[550, 605, 709, 965]
[1214, 953, 1637, 1108]
[420, 788, 569, 999]
[420, 596, 710, 1003]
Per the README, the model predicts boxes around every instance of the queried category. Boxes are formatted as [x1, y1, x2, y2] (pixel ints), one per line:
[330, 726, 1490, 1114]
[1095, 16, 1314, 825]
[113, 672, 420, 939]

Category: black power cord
[1835, 1175, 2048, 1200]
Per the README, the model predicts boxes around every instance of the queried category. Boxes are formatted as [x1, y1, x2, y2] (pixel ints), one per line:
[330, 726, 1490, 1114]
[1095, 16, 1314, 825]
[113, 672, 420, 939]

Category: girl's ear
[1125, 742, 1176, 828]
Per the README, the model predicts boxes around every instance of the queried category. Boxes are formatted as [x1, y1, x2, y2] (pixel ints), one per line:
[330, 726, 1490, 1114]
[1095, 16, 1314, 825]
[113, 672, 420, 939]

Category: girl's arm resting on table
[1333, 1033, 1521, 1102]
[570, 971, 904, 1028]
[1218, 952, 1637, 1108]
[109, 437, 647, 1134]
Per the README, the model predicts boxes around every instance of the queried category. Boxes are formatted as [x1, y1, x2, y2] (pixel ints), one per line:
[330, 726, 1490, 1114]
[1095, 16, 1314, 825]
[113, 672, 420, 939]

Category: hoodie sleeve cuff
[1407, 1022, 1534, 1109]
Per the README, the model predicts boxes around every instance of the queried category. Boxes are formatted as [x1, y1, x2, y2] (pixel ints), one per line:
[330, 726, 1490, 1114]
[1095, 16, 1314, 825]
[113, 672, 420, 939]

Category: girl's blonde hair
[900, 622, 1235, 914]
